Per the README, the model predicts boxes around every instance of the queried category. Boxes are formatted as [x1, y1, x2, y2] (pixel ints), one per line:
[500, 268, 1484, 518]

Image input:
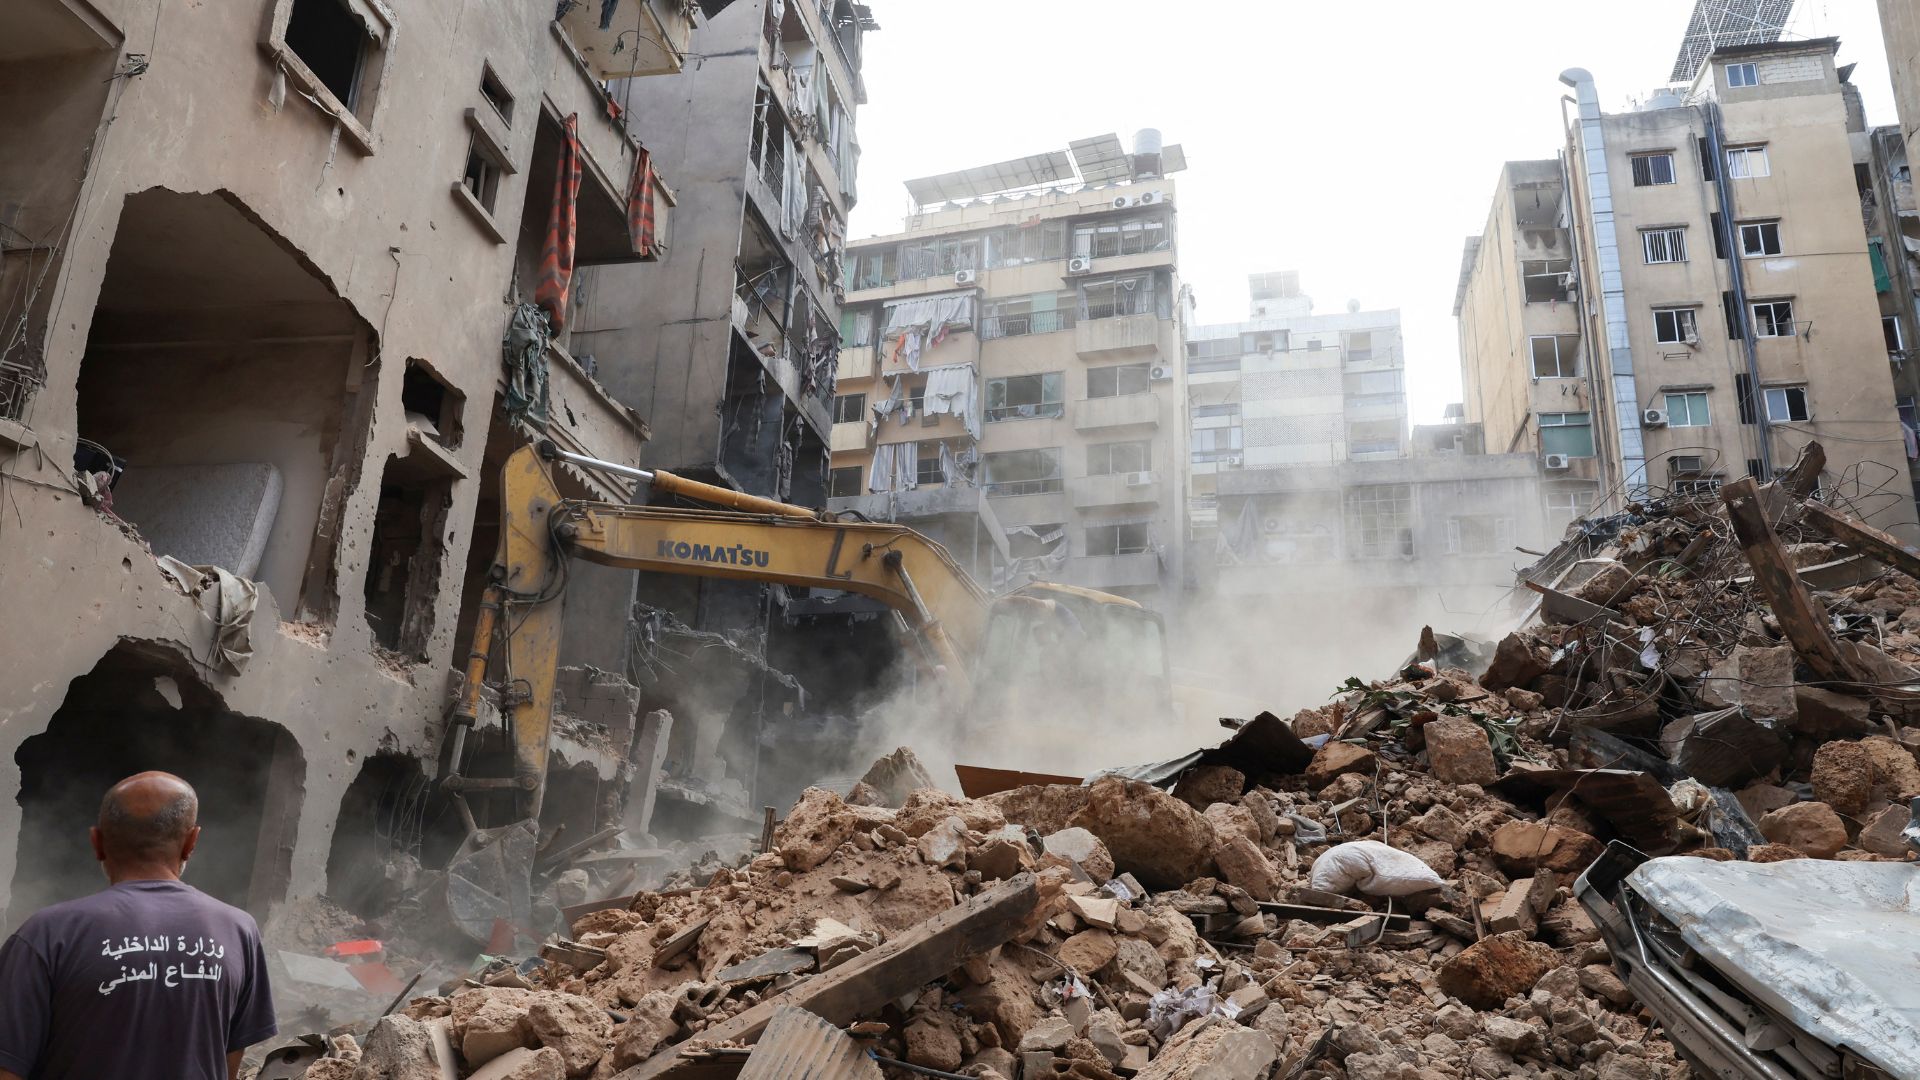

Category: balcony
[1075, 314, 1163, 358]
[828, 485, 983, 521]
[1058, 552, 1161, 590]
[837, 345, 875, 381]
[1344, 393, 1407, 421]
[1071, 393, 1161, 431]
[829, 420, 867, 453]
[1071, 471, 1162, 509]
[558, 0, 697, 78]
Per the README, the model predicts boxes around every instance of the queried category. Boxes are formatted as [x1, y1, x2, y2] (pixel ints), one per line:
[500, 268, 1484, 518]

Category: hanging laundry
[534, 114, 584, 332]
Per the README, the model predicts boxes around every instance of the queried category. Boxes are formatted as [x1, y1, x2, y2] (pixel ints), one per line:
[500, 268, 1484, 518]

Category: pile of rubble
[279, 450, 1920, 1080]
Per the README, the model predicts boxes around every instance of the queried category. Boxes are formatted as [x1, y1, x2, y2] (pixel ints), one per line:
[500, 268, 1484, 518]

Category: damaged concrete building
[0, 0, 764, 925]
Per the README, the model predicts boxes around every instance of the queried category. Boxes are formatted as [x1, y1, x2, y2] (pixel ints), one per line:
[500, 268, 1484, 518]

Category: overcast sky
[844, 1, 1896, 424]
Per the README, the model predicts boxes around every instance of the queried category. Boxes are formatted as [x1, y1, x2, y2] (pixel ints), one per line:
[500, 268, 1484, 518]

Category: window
[1726, 62, 1759, 88]
[1885, 314, 1905, 355]
[1698, 137, 1718, 182]
[1088, 363, 1151, 399]
[839, 307, 876, 348]
[898, 235, 981, 279]
[1086, 522, 1152, 557]
[460, 139, 504, 215]
[915, 441, 945, 487]
[984, 448, 1062, 496]
[986, 221, 1069, 268]
[1739, 220, 1782, 257]
[1346, 331, 1374, 362]
[1642, 227, 1688, 264]
[1735, 373, 1758, 424]
[1751, 299, 1795, 337]
[1529, 335, 1578, 378]
[1764, 385, 1809, 422]
[1445, 515, 1516, 555]
[1193, 403, 1241, 420]
[1725, 144, 1770, 179]
[1240, 329, 1289, 353]
[1672, 478, 1724, 495]
[1664, 392, 1710, 426]
[1072, 212, 1171, 260]
[1522, 260, 1574, 303]
[1344, 484, 1414, 559]
[1081, 275, 1155, 320]
[1544, 482, 1596, 535]
[276, 0, 389, 139]
[1345, 369, 1402, 396]
[849, 248, 897, 290]
[1190, 426, 1243, 463]
[828, 466, 864, 498]
[1630, 152, 1676, 187]
[1087, 440, 1151, 476]
[1186, 338, 1241, 373]
[1653, 307, 1699, 344]
[832, 393, 866, 424]
[1540, 412, 1595, 457]
[479, 64, 514, 125]
[981, 292, 1075, 338]
[986, 372, 1064, 422]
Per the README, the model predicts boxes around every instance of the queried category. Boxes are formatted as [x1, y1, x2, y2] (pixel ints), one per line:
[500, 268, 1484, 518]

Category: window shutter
[1710, 212, 1727, 259]
[1698, 138, 1717, 182]
[1723, 291, 1744, 340]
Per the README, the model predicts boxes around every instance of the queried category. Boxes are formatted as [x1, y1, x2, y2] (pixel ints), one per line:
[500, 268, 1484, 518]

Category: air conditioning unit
[1149, 364, 1173, 382]
[1225, 454, 1243, 467]
[1136, 190, 1162, 205]
[953, 269, 977, 285]
[1111, 195, 1130, 209]
[1261, 516, 1283, 534]
[1642, 408, 1669, 427]
[1543, 453, 1571, 470]
[1066, 255, 1093, 274]
[1124, 471, 1155, 487]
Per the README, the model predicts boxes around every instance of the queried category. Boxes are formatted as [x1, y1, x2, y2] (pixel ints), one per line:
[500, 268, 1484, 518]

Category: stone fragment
[1571, 561, 1632, 606]
[1099, 936, 1168, 990]
[451, 988, 536, 1067]
[1041, 827, 1115, 884]
[986, 785, 1089, 836]
[903, 1013, 965, 1071]
[1758, 802, 1848, 858]
[1202, 802, 1261, 845]
[1579, 964, 1634, 1008]
[898, 789, 1005, 837]
[1811, 741, 1875, 815]
[1173, 766, 1246, 810]
[1745, 843, 1808, 862]
[1018, 1016, 1074, 1053]
[1734, 782, 1796, 822]
[1410, 804, 1469, 850]
[1862, 736, 1920, 801]
[467, 1048, 565, 1080]
[1482, 1016, 1541, 1056]
[1068, 777, 1215, 889]
[845, 781, 888, 807]
[970, 838, 1031, 881]
[773, 787, 861, 872]
[1240, 793, 1281, 845]
[1489, 821, 1604, 876]
[1436, 932, 1558, 1009]
[1212, 836, 1279, 901]
[1661, 709, 1787, 787]
[351, 1016, 442, 1080]
[1425, 718, 1500, 786]
[1793, 686, 1872, 737]
[1857, 803, 1914, 857]
[527, 992, 611, 1077]
[859, 747, 936, 807]
[917, 816, 971, 870]
[609, 990, 678, 1069]
[1698, 645, 1797, 723]
[1503, 687, 1545, 712]
[1480, 632, 1549, 692]
[1058, 930, 1118, 975]
[1303, 742, 1375, 790]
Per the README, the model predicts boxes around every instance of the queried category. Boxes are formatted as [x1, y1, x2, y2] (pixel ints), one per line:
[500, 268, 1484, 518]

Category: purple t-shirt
[0, 880, 276, 1079]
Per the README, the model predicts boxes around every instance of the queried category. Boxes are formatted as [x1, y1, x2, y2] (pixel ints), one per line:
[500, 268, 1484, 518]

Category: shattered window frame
[831, 392, 866, 424]
[1343, 483, 1415, 560]
[1529, 335, 1578, 379]
[1085, 521, 1152, 557]
[1521, 259, 1574, 303]
[985, 372, 1065, 422]
[983, 447, 1063, 496]
[1764, 385, 1810, 422]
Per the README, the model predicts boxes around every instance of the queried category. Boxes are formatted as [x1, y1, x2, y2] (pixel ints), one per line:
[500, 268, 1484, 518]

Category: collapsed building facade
[0, 0, 880, 925]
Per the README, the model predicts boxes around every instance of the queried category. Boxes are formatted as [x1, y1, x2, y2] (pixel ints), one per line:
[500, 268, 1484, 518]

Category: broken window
[1344, 484, 1414, 559]
[983, 447, 1062, 496]
[1739, 220, 1783, 257]
[1726, 62, 1760, 88]
[1087, 363, 1151, 398]
[1086, 440, 1150, 476]
[362, 454, 451, 657]
[1665, 391, 1710, 427]
[1764, 385, 1810, 422]
[982, 292, 1075, 338]
[478, 63, 514, 124]
[1521, 260, 1574, 303]
[1086, 522, 1151, 557]
[275, 0, 389, 137]
[986, 372, 1063, 422]
[828, 465, 864, 498]
[832, 393, 866, 424]
[1642, 227, 1687, 264]
[461, 134, 505, 215]
[1653, 307, 1699, 345]
[1751, 299, 1795, 337]
[1529, 335, 1578, 378]
[1190, 426, 1242, 463]
[401, 359, 463, 447]
[1725, 144, 1770, 179]
[1540, 412, 1595, 457]
[1081, 275, 1155, 320]
[1071, 212, 1170, 260]
[848, 247, 897, 290]
[1630, 152, 1677, 187]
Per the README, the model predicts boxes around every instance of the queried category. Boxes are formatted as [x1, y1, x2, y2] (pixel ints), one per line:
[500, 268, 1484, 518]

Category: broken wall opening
[76, 189, 375, 615]
[11, 643, 305, 926]
[363, 452, 452, 657]
[402, 357, 464, 449]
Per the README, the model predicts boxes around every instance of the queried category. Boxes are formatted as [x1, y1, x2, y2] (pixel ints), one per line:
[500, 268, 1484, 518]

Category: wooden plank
[1799, 500, 1920, 583]
[1721, 477, 1852, 682]
[614, 873, 1040, 1080]
[1256, 901, 1410, 930]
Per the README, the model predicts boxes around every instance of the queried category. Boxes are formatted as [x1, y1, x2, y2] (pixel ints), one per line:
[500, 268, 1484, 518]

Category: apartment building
[1188, 278, 1540, 624]
[1458, 40, 1918, 535]
[826, 135, 1188, 609]
[0, 0, 711, 921]
[569, 0, 875, 643]
[1882, 0, 1920, 169]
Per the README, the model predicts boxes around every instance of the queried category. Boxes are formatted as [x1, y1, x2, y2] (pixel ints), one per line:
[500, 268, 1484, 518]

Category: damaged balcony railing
[0, 357, 42, 422]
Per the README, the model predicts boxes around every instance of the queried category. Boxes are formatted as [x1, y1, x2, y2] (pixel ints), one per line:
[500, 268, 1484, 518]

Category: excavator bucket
[444, 818, 539, 945]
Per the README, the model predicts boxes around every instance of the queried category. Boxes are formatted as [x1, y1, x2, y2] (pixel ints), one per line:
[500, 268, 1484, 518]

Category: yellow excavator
[435, 442, 1171, 940]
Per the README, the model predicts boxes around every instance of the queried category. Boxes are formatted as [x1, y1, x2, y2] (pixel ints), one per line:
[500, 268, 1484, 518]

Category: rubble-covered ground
[277, 460, 1920, 1080]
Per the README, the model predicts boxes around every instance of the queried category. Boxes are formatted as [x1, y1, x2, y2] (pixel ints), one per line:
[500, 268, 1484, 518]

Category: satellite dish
[1347, 299, 1361, 313]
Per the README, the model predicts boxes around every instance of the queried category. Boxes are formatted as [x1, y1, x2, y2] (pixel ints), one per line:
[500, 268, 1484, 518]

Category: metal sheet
[1103, 710, 1315, 787]
[1069, 133, 1130, 184]
[904, 151, 1073, 207]
[736, 1006, 885, 1080]
[1668, 0, 1794, 83]
[954, 764, 1083, 798]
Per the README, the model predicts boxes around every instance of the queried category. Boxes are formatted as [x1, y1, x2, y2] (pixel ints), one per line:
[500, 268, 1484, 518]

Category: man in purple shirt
[0, 771, 277, 1080]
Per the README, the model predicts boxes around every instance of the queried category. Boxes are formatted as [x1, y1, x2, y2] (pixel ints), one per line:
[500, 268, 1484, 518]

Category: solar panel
[1669, 0, 1795, 84]
[903, 151, 1075, 207]
[1069, 134, 1131, 184]
[1160, 144, 1188, 174]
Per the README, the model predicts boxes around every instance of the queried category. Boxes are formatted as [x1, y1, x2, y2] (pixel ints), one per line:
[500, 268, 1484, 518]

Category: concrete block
[623, 709, 674, 840]
[112, 462, 283, 578]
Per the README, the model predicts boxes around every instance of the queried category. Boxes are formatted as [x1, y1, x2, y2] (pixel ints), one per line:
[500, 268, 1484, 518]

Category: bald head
[95, 772, 199, 868]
